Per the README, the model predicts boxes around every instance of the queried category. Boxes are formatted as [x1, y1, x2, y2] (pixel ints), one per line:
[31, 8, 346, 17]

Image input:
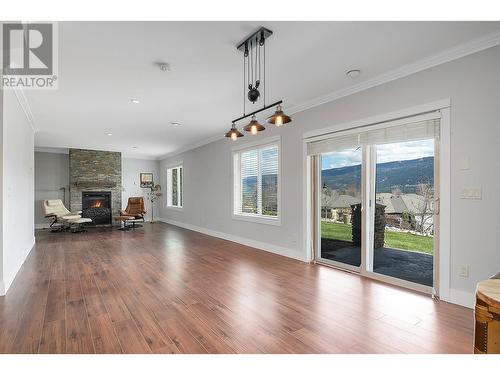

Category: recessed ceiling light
[171, 122, 181, 127]
[346, 69, 361, 79]
[106, 133, 112, 136]
[131, 99, 140, 104]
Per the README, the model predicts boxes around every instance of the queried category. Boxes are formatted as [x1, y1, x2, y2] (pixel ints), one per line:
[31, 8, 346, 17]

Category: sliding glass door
[311, 113, 440, 293]
[372, 139, 436, 287]
[318, 147, 362, 269]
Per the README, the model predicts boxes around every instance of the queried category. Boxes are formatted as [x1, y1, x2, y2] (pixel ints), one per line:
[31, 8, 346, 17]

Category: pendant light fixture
[266, 104, 292, 126]
[225, 27, 292, 140]
[243, 115, 265, 135]
[224, 123, 244, 141]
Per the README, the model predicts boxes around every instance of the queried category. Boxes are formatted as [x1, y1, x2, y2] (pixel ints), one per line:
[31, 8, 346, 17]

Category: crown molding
[34, 145, 160, 161]
[121, 153, 159, 161]
[286, 30, 500, 116]
[12, 87, 36, 132]
[34, 146, 69, 154]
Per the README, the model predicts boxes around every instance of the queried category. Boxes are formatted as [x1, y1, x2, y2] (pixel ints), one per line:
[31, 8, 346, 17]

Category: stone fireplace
[69, 149, 121, 225]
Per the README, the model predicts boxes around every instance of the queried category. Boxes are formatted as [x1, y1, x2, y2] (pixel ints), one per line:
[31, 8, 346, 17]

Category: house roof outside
[323, 194, 361, 209]
[323, 191, 430, 215]
[376, 193, 428, 215]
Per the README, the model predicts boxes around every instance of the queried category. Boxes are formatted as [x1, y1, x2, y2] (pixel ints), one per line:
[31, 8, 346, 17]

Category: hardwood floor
[0, 223, 473, 353]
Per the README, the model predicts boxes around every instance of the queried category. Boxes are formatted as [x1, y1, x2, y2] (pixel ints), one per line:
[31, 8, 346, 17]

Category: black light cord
[250, 40, 253, 88]
[263, 39, 266, 106]
[257, 36, 261, 86]
[247, 43, 250, 89]
[243, 47, 246, 116]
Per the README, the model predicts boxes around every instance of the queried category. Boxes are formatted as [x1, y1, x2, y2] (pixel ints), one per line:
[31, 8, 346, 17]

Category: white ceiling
[28, 21, 500, 159]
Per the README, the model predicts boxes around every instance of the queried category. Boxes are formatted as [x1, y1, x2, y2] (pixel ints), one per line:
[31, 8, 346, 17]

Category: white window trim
[166, 163, 183, 210]
[232, 135, 282, 226]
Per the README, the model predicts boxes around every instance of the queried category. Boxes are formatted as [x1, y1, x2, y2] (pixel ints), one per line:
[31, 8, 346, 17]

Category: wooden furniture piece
[474, 272, 500, 354]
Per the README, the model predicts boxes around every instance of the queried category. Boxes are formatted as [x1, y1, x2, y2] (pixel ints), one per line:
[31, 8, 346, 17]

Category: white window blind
[167, 165, 183, 208]
[307, 112, 441, 156]
[234, 142, 279, 218]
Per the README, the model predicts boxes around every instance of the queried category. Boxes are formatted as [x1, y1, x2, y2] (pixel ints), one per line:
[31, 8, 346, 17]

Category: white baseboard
[443, 288, 475, 309]
[158, 217, 307, 262]
[0, 239, 35, 296]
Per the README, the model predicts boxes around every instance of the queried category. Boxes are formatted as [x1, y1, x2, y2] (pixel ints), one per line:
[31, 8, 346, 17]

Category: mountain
[321, 156, 434, 193]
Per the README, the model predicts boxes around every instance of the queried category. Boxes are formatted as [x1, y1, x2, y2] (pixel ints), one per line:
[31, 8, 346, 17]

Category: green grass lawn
[321, 221, 433, 255]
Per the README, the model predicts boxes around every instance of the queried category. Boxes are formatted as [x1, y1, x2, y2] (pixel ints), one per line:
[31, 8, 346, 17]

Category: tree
[415, 182, 434, 235]
[402, 210, 416, 230]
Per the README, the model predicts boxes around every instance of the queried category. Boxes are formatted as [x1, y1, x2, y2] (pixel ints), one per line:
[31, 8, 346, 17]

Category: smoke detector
[158, 63, 171, 72]
[346, 69, 361, 79]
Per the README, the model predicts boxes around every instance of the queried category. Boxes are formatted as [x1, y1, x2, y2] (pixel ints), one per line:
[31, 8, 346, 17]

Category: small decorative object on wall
[140, 173, 154, 188]
[147, 184, 162, 223]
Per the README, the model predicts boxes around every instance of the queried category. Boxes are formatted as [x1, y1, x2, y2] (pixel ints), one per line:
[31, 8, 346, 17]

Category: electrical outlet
[459, 264, 469, 278]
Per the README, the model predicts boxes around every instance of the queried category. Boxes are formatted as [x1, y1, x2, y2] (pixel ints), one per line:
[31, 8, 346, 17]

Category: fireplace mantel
[73, 180, 117, 188]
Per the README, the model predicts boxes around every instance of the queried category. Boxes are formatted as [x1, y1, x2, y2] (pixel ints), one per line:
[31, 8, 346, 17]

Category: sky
[321, 139, 435, 170]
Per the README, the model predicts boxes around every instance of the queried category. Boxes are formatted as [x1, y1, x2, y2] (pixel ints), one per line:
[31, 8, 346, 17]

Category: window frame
[232, 135, 281, 226]
[166, 163, 183, 210]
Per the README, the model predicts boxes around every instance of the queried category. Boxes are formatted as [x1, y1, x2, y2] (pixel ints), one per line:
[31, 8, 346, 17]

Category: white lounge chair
[43, 199, 92, 232]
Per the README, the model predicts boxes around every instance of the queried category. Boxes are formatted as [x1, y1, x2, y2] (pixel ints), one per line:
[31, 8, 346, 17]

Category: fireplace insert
[82, 191, 112, 225]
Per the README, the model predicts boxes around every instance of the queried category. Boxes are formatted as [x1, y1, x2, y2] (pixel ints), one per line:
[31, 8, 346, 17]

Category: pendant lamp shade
[224, 123, 244, 141]
[243, 115, 266, 135]
[266, 104, 292, 126]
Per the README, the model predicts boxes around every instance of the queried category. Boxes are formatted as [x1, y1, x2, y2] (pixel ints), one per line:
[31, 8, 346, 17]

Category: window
[233, 139, 280, 223]
[167, 165, 183, 208]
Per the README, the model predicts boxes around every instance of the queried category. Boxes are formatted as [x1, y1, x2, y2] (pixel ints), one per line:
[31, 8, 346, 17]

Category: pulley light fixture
[225, 27, 292, 140]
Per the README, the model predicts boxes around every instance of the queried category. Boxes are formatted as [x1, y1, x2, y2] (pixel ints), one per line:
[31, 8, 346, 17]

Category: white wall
[1, 89, 35, 295]
[121, 158, 160, 221]
[34, 151, 69, 228]
[159, 45, 500, 307]
[0, 73, 3, 293]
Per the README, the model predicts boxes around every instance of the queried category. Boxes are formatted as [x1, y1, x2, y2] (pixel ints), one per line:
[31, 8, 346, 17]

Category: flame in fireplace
[91, 201, 103, 208]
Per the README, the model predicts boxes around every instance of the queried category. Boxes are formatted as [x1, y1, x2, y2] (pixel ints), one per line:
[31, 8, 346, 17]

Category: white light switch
[459, 264, 469, 278]
[460, 187, 482, 200]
